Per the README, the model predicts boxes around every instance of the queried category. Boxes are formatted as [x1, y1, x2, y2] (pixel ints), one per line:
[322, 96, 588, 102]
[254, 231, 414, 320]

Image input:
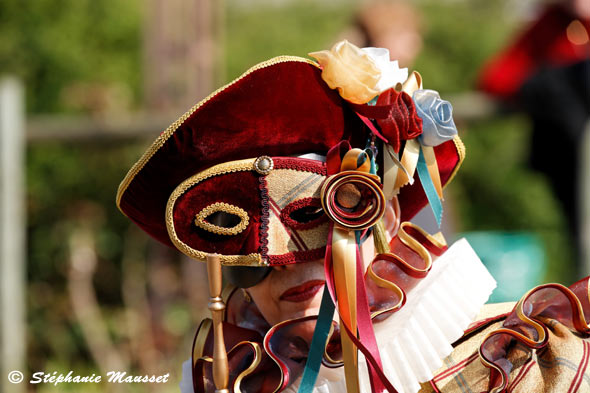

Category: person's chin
[279, 289, 323, 321]
[279, 304, 323, 343]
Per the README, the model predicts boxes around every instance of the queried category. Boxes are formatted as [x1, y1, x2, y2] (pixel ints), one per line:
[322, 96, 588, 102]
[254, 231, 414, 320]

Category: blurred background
[0, 0, 588, 392]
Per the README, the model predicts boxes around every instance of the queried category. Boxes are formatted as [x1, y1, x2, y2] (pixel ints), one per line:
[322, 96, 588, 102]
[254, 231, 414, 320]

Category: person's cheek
[360, 199, 399, 269]
[247, 277, 281, 326]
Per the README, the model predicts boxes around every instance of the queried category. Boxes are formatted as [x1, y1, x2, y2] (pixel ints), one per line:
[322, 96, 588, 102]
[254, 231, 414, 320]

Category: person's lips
[280, 280, 325, 303]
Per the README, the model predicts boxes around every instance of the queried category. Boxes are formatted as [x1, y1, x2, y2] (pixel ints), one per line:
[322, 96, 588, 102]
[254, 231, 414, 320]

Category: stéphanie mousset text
[30, 371, 170, 386]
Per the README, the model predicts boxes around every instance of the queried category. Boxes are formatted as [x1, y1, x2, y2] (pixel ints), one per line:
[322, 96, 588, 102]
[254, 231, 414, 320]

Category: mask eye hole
[290, 206, 324, 224]
[281, 197, 327, 230]
[206, 211, 242, 228]
[195, 202, 249, 236]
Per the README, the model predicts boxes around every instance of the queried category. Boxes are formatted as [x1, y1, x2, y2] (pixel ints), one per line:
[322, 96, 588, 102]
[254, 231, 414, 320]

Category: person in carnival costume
[116, 40, 590, 393]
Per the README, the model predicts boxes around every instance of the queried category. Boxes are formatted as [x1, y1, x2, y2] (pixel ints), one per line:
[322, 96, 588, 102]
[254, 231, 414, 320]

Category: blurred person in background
[344, 0, 423, 68]
[478, 0, 590, 273]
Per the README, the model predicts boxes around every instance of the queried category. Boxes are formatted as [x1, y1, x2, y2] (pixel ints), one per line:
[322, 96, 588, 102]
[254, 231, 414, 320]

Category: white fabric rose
[361, 47, 408, 94]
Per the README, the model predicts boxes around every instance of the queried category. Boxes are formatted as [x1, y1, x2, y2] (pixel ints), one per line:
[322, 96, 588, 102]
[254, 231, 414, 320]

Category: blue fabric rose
[413, 89, 458, 146]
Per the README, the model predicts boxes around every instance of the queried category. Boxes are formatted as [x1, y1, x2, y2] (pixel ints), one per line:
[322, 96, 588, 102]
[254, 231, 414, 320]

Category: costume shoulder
[420, 301, 590, 393]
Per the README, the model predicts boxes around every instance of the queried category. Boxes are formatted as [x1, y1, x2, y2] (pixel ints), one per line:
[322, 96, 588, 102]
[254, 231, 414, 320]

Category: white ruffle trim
[184, 239, 496, 393]
[288, 238, 496, 393]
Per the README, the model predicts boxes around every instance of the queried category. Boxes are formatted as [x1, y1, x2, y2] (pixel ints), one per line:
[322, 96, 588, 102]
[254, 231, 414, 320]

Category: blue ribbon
[299, 149, 379, 392]
[416, 147, 443, 227]
[297, 288, 335, 393]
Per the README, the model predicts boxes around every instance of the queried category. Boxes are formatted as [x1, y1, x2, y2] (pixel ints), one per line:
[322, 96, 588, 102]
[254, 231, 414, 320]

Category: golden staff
[206, 254, 229, 393]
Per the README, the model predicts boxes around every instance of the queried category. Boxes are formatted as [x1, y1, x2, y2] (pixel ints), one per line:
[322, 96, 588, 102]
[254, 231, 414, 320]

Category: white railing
[0, 77, 26, 393]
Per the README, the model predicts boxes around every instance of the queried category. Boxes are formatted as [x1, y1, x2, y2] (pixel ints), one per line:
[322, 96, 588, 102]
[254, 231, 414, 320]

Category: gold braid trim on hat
[445, 134, 465, 186]
[166, 158, 265, 266]
[116, 56, 319, 215]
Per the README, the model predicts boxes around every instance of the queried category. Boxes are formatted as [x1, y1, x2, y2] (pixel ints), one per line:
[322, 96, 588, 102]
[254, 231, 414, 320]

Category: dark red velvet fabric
[280, 197, 327, 231]
[398, 139, 461, 222]
[120, 61, 365, 247]
[119, 59, 463, 251]
[192, 321, 280, 393]
[173, 171, 261, 256]
[376, 89, 423, 153]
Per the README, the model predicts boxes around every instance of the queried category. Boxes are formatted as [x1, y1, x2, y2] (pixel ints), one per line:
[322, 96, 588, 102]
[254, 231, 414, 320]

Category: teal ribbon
[417, 147, 443, 227]
[297, 288, 335, 393]
[362, 144, 378, 175]
[299, 148, 379, 392]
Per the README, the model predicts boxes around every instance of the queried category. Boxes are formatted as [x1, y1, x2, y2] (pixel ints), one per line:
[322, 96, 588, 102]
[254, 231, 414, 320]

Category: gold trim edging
[445, 134, 465, 187]
[197, 341, 263, 393]
[116, 56, 318, 214]
[166, 158, 264, 266]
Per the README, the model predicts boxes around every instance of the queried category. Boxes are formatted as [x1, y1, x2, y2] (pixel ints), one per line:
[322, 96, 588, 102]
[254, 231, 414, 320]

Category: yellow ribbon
[422, 145, 443, 199]
[393, 71, 430, 191]
[402, 70, 422, 94]
[332, 227, 360, 393]
[382, 144, 399, 200]
[394, 138, 420, 189]
[389, 71, 444, 202]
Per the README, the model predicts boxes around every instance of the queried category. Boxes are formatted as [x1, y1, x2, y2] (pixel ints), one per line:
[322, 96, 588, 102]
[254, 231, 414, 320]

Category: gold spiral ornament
[320, 171, 385, 230]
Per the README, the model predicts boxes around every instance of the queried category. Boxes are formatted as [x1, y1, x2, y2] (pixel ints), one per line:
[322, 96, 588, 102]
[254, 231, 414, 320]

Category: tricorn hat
[117, 51, 463, 267]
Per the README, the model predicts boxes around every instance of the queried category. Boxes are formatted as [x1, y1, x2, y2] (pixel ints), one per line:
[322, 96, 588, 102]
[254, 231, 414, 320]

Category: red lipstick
[280, 280, 325, 303]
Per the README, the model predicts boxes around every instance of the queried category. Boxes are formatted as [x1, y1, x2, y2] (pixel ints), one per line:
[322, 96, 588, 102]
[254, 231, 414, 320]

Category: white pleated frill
[183, 238, 496, 393]
[286, 238, 496, 393]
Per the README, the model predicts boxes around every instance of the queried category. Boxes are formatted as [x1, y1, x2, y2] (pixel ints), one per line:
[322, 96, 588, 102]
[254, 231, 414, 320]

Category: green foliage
[26, 142, 140, 368]
[413, 0, 575, 283]
[415, 0, 518, 93]
[451, 116, 575, 283]
[0, 0, 142, 113]
[224, 1, 355, 81]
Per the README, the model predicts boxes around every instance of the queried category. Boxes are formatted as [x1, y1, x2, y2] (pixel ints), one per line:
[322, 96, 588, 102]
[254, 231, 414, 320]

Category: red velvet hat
[117, 52, 464, 266]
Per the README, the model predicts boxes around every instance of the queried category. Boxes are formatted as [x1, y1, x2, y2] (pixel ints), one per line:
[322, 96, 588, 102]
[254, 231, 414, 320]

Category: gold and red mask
[165, 156, 330, 268]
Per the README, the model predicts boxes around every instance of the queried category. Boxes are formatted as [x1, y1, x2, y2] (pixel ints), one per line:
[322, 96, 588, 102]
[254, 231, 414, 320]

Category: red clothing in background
[478, 4, 589, 99]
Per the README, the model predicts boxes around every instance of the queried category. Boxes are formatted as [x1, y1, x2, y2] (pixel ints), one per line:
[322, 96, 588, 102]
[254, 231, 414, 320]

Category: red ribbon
[348, 90, 423, 153]
[324, 226, 398, 393]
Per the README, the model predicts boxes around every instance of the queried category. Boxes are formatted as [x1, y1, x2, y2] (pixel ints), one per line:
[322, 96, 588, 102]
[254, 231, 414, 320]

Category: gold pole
[206, 254, 229, 393]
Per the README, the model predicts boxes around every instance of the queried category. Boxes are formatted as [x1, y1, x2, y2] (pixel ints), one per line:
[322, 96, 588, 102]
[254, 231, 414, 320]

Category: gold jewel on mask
[253, 156, 274, 175]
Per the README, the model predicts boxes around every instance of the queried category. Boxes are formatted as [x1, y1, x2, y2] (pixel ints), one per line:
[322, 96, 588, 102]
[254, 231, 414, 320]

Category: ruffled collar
[188, 236, 496, 393]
